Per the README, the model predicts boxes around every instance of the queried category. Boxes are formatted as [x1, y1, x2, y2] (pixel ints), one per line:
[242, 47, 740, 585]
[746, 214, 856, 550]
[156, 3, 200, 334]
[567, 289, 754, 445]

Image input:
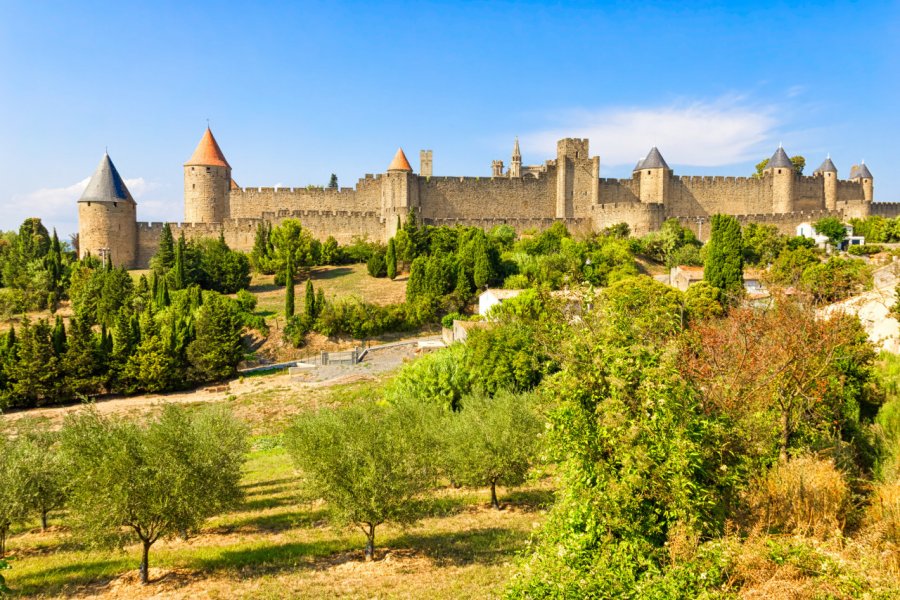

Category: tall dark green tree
[187, 293, 244, 381]
[151, 223, 175, 274]
[8, 318, 61, 407]
[304, 280, 316, 320]
[51, 315, 67, 357]
[386, 238, 398, 280]
[172, 234, 187, 290]
[63, 316, 104, 397]
[285, 256, 295, 319]
[328, 173, 338, 189]
[704, 214, 744, 298]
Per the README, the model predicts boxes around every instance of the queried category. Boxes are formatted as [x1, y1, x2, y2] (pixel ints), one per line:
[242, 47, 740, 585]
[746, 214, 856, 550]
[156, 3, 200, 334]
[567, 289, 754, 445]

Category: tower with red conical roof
[382, 147, 419, 237]
[184, 127, 232, 223]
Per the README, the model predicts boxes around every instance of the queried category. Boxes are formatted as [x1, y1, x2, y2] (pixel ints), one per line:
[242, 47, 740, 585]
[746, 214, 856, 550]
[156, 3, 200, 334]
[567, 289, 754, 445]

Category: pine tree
[304, 280, 316, 320]
[386, 238, 398, 280]
[63, 316, 104, 397]
[704, 214, 744, 299]
[315, 289, 326, 317]
[187, 293, 244, 382]
[8, 318, 61, 407]
[285, 256, 295, 319]
[328, 173, 338, 189]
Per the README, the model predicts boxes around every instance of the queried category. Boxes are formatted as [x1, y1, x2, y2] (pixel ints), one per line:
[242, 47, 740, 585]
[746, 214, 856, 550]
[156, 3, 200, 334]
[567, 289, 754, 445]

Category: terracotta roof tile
[185, 127, 230, 168]
[388, 148, 412, 172]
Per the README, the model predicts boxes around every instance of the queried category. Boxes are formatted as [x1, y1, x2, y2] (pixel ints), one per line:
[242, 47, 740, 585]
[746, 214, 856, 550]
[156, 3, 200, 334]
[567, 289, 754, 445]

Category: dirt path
[1, 337, 436, 430]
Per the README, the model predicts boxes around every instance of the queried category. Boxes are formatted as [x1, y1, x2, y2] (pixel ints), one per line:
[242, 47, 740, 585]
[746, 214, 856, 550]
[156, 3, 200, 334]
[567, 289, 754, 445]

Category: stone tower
[510, 137, 522, 178]
[419, 150, 433, 178]
[766, 145, 795, 213]
[382, 148, 418, 237]
[814, 156, 838, 210]
[636, 147, 670, 204]
[184, 127, 231, 223]
[850, 162, 874, 202]
[77, 153, 137, 267]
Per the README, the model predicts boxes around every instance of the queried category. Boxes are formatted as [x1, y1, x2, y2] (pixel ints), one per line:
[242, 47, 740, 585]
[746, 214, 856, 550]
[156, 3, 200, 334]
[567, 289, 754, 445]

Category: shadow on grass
[242, 477, 300, 492]
[191, 538, 348, 574]
[390, 526, 528, 567]
[310, 266, 354, 281]
[225, 508, 329, 533]
[503, 487, 555, 510]
[7, 556, 133, 597]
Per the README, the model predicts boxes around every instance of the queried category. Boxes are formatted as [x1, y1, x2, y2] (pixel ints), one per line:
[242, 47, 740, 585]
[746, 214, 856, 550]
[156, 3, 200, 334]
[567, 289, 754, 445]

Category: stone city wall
[417, 175, 555, 220]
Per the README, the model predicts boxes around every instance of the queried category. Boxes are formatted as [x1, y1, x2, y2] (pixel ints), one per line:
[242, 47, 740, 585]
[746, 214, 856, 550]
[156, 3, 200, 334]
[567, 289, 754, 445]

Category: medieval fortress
[77, 127, 891, 268]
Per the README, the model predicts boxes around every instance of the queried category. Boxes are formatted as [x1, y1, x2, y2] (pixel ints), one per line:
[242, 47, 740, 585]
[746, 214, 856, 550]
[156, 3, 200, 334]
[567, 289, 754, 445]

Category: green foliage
[386, 238, 397, 280]
[192, 236, 251, 293]
[704, 214, 743, 298]
[742, 222, 785, 266]
[60, 405, 248, 583]
[800, 256, 871, 303]
[284, 257, 295, 319]
[638, 218, 701, 268]
[150, 223, 175, 274]
[250, 221, 275, 273]
[327, 173, 338, 189]
[813, 216, 848, 246]
[847, 243, 883, 256]
[366, 250, 387, 278]
[6, 318, 62, 407]
[684, 280, 725, 321]
[187, 293, 244, 381]
[384, 344, 470, 411]
[442, 392, 544, 508]
[270, 219, 321, 276]
[284, 400, 439, 559]
[464, 323, 552, 397]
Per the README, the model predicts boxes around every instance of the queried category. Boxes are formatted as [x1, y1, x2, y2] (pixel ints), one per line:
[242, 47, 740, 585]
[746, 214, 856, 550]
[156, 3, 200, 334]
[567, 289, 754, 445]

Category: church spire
[510, 137, 522, 178]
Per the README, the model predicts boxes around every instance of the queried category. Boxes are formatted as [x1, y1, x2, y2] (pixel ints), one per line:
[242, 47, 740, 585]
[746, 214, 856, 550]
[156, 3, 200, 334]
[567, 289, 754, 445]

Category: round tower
[814, 155, 838, 210]
[766, 145, 795, 213]
[383, 148, 417, 238]
[77, 153, 137, 267]
[636, 146, 670, 204]
[184, 127, 231, 223]
[851, 161, 874, 202]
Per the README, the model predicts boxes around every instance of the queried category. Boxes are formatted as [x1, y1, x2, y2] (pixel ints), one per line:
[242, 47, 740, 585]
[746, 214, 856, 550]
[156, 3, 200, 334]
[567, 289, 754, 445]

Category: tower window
[647, 170, 651, 175]
[193, 184, 196, 189]
[206, 167, 211, 172]
[778, 169, 782, 174]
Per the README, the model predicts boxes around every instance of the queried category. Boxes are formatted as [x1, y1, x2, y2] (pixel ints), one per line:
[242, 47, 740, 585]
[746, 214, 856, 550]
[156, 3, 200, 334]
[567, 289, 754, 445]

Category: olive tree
[60, 405, 248, 584]
[9, 425, 68, 531]
[284, 400, 439, 560]
[442, 392, 544, 509]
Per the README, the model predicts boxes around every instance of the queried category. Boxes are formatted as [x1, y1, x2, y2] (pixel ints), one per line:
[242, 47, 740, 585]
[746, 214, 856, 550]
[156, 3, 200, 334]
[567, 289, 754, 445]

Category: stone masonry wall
[228, 175, 383, 219]
[676, 209, 844, 242]
[417, 175, 555, 220]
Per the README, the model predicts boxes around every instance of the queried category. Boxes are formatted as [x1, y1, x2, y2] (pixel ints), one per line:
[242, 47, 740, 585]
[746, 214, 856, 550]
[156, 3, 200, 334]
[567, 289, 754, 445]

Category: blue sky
[1, 0, 898, 237]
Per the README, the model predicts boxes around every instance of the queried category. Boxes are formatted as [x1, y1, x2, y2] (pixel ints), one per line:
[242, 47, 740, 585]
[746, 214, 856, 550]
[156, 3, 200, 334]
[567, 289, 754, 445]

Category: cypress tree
[158, 278, 170, 308]
[173, 235, 186, 290]
[473, 245, 492, 289]
[152, 222, 175, 274]
[51, 315, 67, 357]
[150, 273, 159, 303]
[315, 288, 326, 317]
[64, 316, 104, 397]
[285, 256, 295, 319]
[304, 280, 316, 319]
[704, 214, 744, 299]
[386, 238, 398, 280]
[455, 263, 471, 300]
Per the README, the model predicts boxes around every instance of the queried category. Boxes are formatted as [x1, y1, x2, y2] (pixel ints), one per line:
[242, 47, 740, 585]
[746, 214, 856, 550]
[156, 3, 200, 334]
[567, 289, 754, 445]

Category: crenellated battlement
[83, 132, 883, 269]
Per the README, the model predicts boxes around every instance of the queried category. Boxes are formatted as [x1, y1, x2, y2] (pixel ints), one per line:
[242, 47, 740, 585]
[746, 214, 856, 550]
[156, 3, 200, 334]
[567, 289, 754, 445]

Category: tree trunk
[491, 479, 500, 510]
[0, 526, 6, 557]
[364, 524, 376, 562]
[139, 539, 151, 585]
[41, 510, 48, 532]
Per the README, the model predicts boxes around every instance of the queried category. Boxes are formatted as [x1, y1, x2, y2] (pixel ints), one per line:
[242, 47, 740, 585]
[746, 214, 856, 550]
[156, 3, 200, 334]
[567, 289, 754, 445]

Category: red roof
[185, 127, 231, 168]
[388, 148, 412, 172]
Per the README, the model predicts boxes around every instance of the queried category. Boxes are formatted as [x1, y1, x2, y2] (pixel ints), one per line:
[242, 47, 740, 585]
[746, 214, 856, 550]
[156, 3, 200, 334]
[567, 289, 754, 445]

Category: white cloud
[6, 177, 155, 235]
[521, 96, 779, 168]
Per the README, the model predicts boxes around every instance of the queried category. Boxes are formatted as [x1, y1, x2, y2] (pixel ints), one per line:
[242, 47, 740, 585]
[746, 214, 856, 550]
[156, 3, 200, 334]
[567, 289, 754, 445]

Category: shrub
[502, 273, 530, 289]
[384, 345, 470, 411]
[366, 251, 387, 278]
[848, 244, 884, 256]
[283, 314, 313, 347]
[744, 456, 849, 538]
